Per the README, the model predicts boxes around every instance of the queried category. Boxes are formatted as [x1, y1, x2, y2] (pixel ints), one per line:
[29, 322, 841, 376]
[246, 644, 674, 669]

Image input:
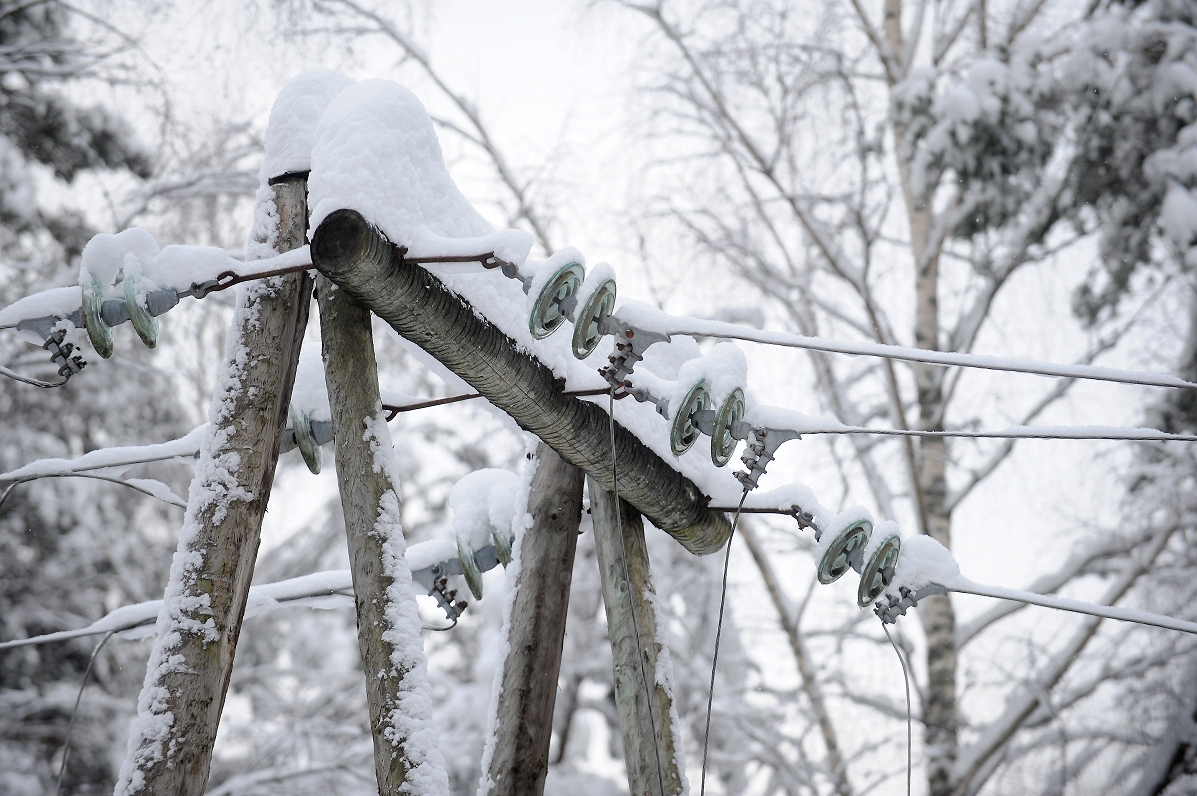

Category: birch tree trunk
[882, 2, 958, 791]
[588, 476, 686, 796]
[483, 441, 584, 796]
[317, 274, 449, 795]
[114, 175, 312, 796]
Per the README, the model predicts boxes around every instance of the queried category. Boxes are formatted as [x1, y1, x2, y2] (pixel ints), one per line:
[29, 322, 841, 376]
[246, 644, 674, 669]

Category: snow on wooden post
[587, 476, 687, 796]
[308, 209, 732, 557]
[316, 274, 449, 795]
[114, 175, 312, 796]
[482, 441, 584, 795]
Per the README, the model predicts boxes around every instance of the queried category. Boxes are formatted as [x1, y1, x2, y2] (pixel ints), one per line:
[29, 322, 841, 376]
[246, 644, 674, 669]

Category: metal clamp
[599, 316, 671, 394]
[43, 329, 86, 380]
[874, 583, 949, 624]
[735, 426, 801, 491]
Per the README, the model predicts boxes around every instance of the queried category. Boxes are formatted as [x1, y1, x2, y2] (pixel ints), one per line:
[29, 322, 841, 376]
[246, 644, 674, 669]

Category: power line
[649, 316, 1196, 390]
[794, 424, 1197, 442]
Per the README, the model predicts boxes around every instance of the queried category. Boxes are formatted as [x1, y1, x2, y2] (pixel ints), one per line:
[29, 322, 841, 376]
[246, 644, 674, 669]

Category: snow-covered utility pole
[589, 478, 686, 796]
[316, 271, 450, 794]
[483, 442, 584, 794]
[307, 209, 732, 555]
[114, 175, 312, 796]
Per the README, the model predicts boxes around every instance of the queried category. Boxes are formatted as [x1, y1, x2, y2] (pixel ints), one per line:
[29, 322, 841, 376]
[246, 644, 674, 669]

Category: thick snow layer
[307, 79, 532, 266]
[80, 228, 159, 299]
[290, 345, 331, 422]
[449, 468, 520, 551]
[362, 409, 450, 795]
[885, 535, 964, 595]
[0, 286, 81, 329]
[408, 538, 459, 572]
[860, 520, 900, 562]
[814, 505, 874, 562]
[262, 69, 355, 179]
[671, 341, 747, 417]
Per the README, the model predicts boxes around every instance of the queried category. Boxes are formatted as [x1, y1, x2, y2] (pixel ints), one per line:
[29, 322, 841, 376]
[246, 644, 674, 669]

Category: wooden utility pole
[115, 175, 311, 796]
[484, 441, 584, 795]
[588, 477, 687, 796]
[317, 273, 448, 794]
[308, 209, 731, 555]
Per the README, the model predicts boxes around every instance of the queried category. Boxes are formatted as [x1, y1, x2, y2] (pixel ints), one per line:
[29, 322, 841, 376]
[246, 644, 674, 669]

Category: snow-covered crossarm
[875, 536, 1197, 635]
[309, 209, 733, 556]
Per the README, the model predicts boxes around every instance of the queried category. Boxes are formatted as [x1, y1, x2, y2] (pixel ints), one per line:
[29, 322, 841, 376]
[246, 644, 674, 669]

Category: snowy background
[4, 0, 1197, 795]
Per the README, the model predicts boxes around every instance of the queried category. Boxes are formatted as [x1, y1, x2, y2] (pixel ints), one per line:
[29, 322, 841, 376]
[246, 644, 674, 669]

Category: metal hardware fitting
[599, 317, 670, 395]
[735, 426, 800, 491]
[874, 583, 949, 624]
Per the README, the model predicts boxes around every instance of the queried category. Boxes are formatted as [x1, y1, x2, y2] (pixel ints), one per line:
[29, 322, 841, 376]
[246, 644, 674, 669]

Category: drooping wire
[700, 487, 749, 796]
[608, 388, 667, 796]
[56, 630, 115, 795]
[882, 622, 912, 796]
[0, 473, 187, 515]
[0, 363, 67, 388]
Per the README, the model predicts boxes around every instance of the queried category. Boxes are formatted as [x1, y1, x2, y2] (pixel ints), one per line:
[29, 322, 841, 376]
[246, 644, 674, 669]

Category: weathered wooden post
[114, 175, 311, 796]
[317, 273, 449, 794]
[482, 441, 584, 795]
[588, 477, 687, 796]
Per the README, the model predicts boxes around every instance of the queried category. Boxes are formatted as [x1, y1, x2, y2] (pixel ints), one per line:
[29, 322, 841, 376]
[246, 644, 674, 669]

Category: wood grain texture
[317, 274, 424, 794]
[485, 441, 584, 796]
[123, 176, 312, 795]
[588, 476, 686, 796]
[309, 209, 731, 556]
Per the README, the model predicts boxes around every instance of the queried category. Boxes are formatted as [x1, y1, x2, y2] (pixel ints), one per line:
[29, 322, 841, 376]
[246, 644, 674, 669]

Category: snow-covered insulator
[81, 274, 114, 359]
[710, 387, 746, 467]
[856, 531, 901, 607]
[816, 516, 872, 585]
[529, 260, 585, 339]
[457, 536, 486, 600]
[670, 380, 712, 456]
[492, 523, 514, 566]
[288, 404, 323, 474]
[570, 270, 616, 359]
[122, 274, 159, 349]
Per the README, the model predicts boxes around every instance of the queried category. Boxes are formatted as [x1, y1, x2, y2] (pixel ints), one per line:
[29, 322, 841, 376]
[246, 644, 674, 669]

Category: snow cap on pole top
[263, 69, 355, 181]
[306, 78, 533, 267]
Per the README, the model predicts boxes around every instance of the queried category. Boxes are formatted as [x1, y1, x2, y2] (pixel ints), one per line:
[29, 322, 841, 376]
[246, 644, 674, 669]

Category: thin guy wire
[700, 487, 748, 796]
[883, 623, 912, 796]
[609, 388, 667, 796]
[56, 630, 115, 795]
